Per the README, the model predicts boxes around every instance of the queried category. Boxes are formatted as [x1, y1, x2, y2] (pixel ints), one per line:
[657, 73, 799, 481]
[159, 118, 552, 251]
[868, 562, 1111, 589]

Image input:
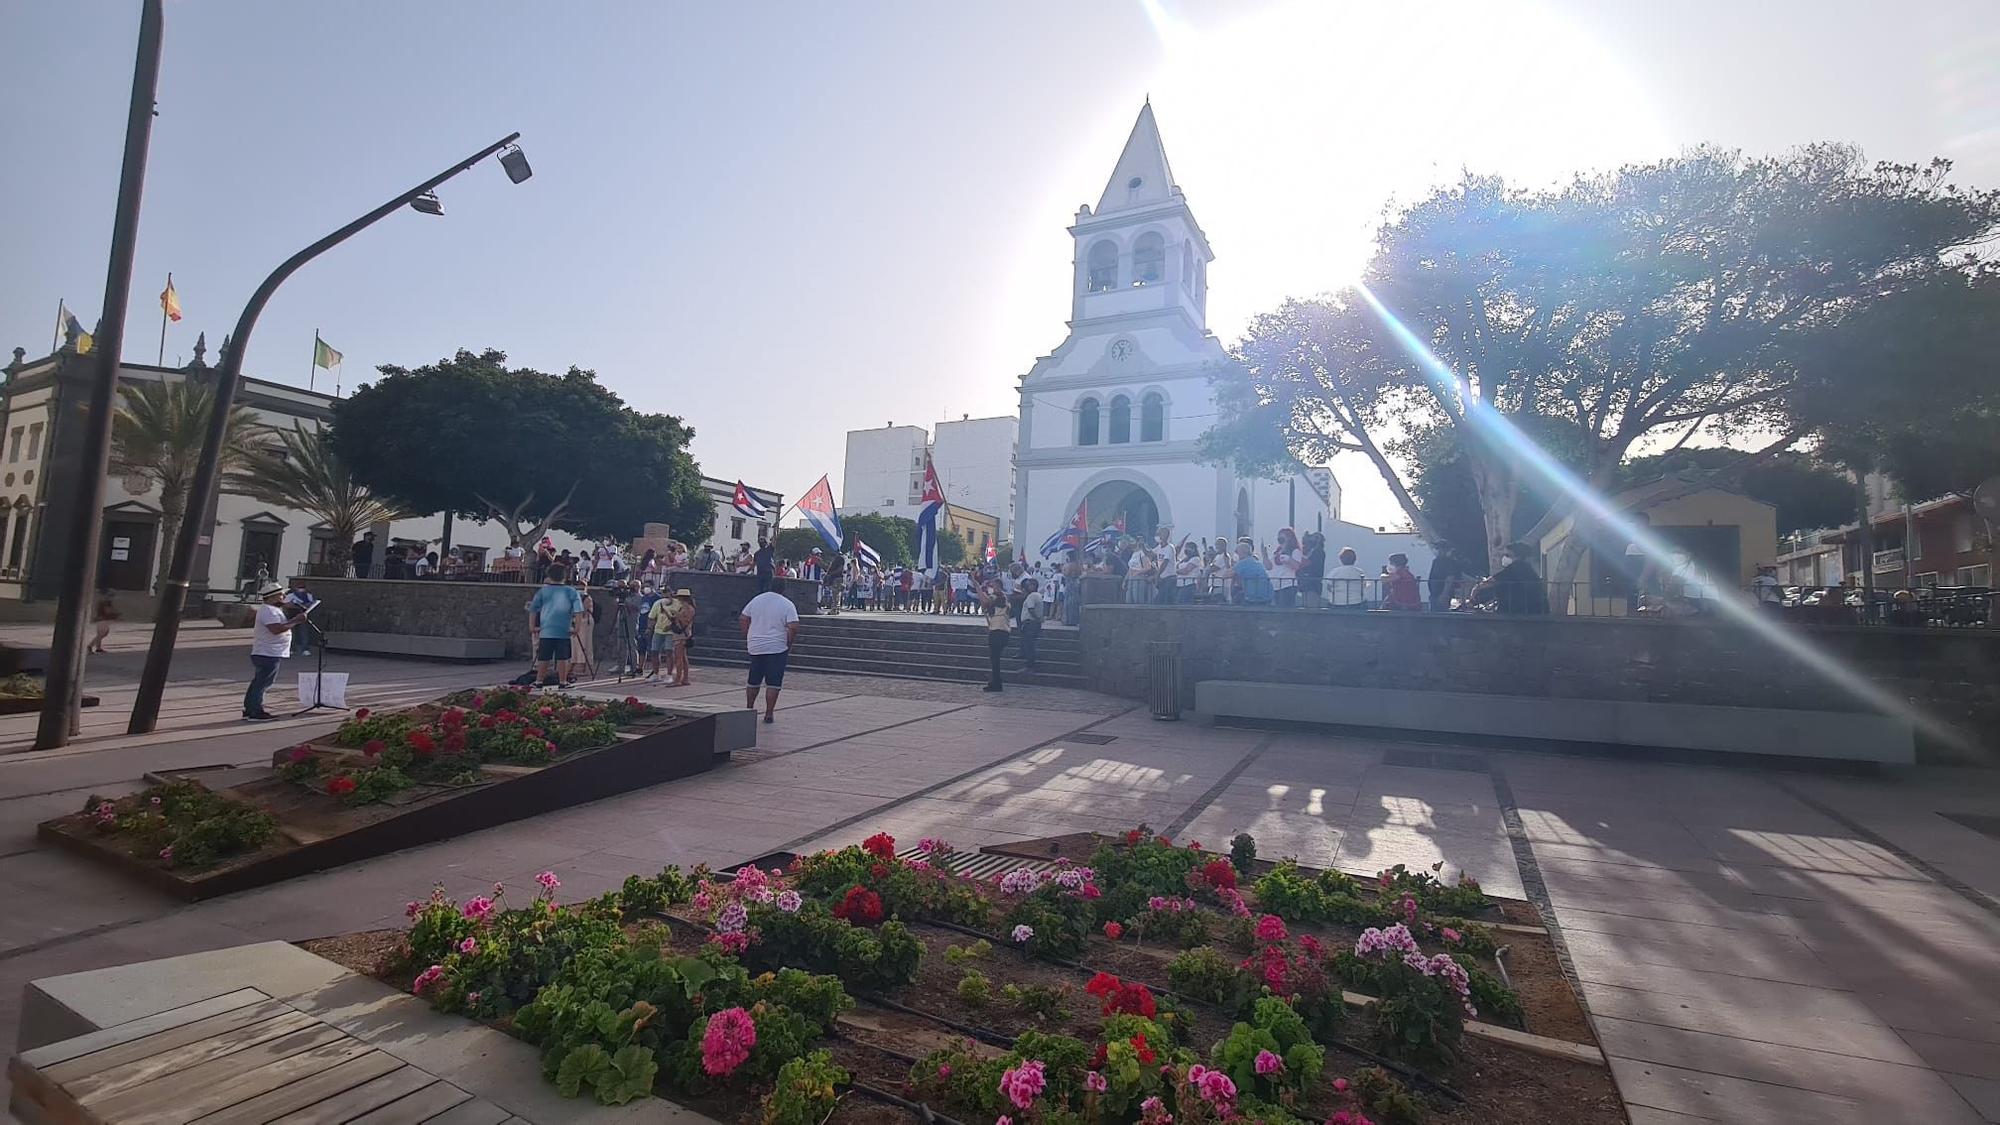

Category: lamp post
[35, 0, 165, 750]
[126, 132, 531, 735]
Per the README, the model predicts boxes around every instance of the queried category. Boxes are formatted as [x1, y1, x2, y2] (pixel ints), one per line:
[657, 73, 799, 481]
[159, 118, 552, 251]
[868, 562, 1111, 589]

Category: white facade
[1014, 103, 1331, 554]
[840, 416, 1019, 540]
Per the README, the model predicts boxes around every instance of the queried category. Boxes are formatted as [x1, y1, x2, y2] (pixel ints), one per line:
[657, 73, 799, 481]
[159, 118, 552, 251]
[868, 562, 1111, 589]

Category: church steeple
[1095, 101, 1177, 215]
[1069, 102, 1211, 331]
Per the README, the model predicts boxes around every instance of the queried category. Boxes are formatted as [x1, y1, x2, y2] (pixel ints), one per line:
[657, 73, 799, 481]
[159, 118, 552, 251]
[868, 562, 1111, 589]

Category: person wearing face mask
[1476, 542, 1549, 615]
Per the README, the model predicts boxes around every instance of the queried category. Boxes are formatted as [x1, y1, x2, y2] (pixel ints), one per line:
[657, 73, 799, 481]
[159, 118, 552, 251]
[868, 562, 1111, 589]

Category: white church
[1014, 103, 1338, 555]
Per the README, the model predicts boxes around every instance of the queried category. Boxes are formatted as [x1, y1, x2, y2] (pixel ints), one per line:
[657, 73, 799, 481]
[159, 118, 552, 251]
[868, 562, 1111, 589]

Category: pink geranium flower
[700, 1007, 757, 1076]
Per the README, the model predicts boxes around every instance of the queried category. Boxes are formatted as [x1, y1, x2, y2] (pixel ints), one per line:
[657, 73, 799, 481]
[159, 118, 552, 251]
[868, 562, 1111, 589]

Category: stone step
[692, 648, 1084, 689]
[795, 626, 1080, 653]
[782, 641, 1081, 674]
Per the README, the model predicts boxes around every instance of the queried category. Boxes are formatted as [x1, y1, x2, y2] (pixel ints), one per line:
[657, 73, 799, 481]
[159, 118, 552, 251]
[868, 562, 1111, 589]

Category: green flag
[313, 336, 342, 369]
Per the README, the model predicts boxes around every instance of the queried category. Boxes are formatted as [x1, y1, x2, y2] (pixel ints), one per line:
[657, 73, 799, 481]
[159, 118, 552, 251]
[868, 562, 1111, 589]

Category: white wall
[842, 425, 927, 521]
[932, 415, 1016, 540]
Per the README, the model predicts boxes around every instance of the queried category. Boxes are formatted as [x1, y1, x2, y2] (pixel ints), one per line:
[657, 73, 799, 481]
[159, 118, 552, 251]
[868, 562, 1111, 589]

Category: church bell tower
[1068, 101, 1213, 331]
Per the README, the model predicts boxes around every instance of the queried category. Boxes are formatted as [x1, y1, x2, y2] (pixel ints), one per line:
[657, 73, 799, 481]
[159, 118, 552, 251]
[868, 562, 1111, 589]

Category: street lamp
[125, 132, 532, 736]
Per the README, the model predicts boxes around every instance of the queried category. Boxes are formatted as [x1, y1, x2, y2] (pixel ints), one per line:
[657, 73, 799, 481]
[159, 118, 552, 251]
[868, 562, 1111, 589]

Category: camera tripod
[607, 589, 640, 684]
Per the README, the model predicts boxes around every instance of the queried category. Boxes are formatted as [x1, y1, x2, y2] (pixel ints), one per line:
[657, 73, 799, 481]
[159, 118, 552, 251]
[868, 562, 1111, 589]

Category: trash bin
[1147, 641, 1181, 721]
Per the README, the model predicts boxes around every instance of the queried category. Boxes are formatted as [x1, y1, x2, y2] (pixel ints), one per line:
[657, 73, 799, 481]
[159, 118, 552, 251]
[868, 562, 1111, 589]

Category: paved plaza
[3, 621, 1999, 1123]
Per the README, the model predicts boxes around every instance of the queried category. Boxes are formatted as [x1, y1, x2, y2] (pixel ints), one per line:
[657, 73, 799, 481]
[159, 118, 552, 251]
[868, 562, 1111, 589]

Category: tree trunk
[1463, 441, 1519, 573]
[155, 492, 185, 594]
[1854, 473, 1874, 595]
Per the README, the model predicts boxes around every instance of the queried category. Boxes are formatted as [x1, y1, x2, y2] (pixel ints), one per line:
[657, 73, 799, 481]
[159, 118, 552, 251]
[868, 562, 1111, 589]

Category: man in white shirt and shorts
[740, 586, 800, 724]
[244, 582, 304, 720]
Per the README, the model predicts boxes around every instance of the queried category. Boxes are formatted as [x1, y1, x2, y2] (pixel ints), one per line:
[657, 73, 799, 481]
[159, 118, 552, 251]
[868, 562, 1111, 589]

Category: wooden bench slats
[86, 1024, 366, 1124]
[264, 1066, 437, 1125]
[418, 1100, 513, 1125]
[20, 989, 273, 1070]
[63, 1010, 320, 1103]
[343, 1081, 472, 1125]
[186, 1050, 405, 1125]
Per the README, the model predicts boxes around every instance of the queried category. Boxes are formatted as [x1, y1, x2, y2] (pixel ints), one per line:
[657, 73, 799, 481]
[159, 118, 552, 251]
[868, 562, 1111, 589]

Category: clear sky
[5, 1, 1997, 534]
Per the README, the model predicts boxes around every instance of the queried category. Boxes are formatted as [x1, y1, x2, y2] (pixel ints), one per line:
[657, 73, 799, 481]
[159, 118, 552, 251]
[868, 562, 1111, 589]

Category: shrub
[1251, 861, 1380, 926]
[762, 1049, 846, 1125]
[1000, 882, 1097, 960]
[1168, 946, 1248, 1009]
[944, 939, 992, 964]
[86, 780, 277, 870]
[1090, 831, 1204, 923]
[748, 900, 922, 990]
[1350, 926, 1468, 1069]
[1132, 897, 1211, 948]
[617, 866, 695, 918]
[1376, 863, 1487, 917]
[1209, 996, 1324, 1097]
[1229, 833, 1257, 874]
[957, 970, 992, 1007]
[340, 764, 415, 805]
[1002, 981, 1070, 1022]
[1352, 1066, 1427, 1125]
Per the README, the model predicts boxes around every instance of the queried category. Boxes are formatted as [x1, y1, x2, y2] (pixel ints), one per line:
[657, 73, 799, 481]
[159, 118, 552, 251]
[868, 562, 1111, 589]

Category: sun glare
[1141, 0, 1673, 334]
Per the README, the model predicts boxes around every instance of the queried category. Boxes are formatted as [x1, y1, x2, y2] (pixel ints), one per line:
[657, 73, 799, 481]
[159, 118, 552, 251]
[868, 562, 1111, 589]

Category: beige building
[1531, 474, 1778, 615]
[944, 504, 1000, 560]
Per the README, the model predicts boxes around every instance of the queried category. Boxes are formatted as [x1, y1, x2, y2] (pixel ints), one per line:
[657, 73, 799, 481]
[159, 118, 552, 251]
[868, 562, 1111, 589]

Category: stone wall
[1079, 605, 2000, 764]
[303, 572, 818, 663]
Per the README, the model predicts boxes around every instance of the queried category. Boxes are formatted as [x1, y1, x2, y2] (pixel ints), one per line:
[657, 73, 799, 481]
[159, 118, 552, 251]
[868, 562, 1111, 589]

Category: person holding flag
[913, 454, 947, 581]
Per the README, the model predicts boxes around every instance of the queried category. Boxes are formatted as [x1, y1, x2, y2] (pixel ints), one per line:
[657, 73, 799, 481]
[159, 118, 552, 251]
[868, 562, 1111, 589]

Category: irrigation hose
[1493, 945, 1515, 992]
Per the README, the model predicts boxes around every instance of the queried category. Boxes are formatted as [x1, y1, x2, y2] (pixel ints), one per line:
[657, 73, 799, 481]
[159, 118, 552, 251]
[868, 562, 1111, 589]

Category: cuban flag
[732, 481, 769, 520]
[854, 538, 882, 571]
[914, 455, 946, 573]
[797, 474, 843, 553]
[1040, 500, 1088, 558]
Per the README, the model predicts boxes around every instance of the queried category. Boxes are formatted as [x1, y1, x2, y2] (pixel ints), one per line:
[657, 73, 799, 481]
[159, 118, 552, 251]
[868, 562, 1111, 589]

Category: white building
[0, 346, 771, 605]
[841, 415, 1018, 540]
[1013, 103, 1332, 554]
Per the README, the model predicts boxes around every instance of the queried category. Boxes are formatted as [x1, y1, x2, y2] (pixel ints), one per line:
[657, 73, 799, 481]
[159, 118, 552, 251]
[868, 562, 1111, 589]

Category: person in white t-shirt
[244, 582, 304, 720]
[1266, 527, 1303, 608]
[1326, 547, 1370, 610]
[739, 588, 800, 724]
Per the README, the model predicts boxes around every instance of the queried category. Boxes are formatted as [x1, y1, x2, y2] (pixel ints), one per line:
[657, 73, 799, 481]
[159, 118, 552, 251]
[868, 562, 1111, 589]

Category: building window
[1108, 394, 1132, 444]
[6, 506, 27, 569]
[25, 423, 43, 461]
[238, 526, 281, 579]
[1140, 392, 1165, 442]
[1086, 240, 1118, 293]
[1954, 513, 1975, 553]
[1077, 397, 1100, 446]
[1131, 233, 1164, 286]
[730, 517, 745, 540]
[6, 428, 19, 463]
[1962, 563, 1991, 588]
[1181, 243, 1194, 291]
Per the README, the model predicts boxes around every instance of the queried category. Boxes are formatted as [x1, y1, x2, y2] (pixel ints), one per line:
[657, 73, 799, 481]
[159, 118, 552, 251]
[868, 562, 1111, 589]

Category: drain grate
[1941, 812, 2000, 842]
[897, 848, 1053, 882]
[1067, 733, 1118, 745]
[1381, 748, 1488, 772]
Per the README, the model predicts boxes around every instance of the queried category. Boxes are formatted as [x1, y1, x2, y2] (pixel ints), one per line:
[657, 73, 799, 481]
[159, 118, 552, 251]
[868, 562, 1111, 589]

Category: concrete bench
[1193, 680, 1915, 765]
[324, 631, 507, 661]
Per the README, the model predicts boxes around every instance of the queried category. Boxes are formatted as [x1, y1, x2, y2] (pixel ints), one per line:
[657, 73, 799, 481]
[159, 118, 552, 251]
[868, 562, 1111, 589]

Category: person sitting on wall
[1232, 538, 1274, 606]
[1468, 542, 1550, 615]
[1381, 552, 1423, 611]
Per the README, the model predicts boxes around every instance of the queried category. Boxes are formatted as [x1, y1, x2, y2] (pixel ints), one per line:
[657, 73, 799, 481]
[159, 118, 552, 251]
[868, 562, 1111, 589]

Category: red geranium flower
[1103, 921, 1124, 941]
[362, 740, 386, 758]
[1155, 835, 1173, 847]
[354, 708, 370, 721]
[832, 886, 884, 925]
[440, 708, 466, 728]
[1203, 858, 1238, 890]
[1086, 972, 1120, 1000]
[287, 745, 314, 763]
[624, 696, 640, 706]
[861, 832, 896, 859]
[524, 727, 544, 738]
[1123, 829, 1144, 846]
[1090, 1042, 1108, 1070]
[478, 716, 497, 730]
[408, 730, 436, 756]
[1130, 1034, 1155, 1065]
[442, 730, 468, 754]
[869, 862, 890, 880]
[326, 775, 357, 797]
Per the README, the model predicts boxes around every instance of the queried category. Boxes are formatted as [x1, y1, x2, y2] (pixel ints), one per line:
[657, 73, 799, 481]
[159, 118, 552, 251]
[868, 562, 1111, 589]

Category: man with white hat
[245, 581, 304, 721]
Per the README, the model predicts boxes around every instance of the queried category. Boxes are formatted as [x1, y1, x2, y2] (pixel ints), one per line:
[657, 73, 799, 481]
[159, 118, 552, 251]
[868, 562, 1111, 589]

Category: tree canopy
[1616, 448, 1856, 535]
[331, 349, 712, 548]
[1205, 147, 2000, 573]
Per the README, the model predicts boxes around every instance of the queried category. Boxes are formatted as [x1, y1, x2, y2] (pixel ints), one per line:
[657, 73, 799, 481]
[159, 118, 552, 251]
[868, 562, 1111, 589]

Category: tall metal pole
[35, 0, 165, 750]
[126, 131, 522, 735]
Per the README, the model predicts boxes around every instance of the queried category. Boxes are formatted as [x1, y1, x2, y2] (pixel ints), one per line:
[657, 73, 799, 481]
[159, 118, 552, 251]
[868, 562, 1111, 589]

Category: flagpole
[156, 273, 170, 365]
[308, 329, 318, 391]
[52, 299, 64, 355]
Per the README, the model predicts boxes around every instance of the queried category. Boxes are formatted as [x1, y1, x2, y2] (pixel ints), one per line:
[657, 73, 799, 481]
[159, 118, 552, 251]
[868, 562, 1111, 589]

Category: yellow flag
[160, 276, 182, 322]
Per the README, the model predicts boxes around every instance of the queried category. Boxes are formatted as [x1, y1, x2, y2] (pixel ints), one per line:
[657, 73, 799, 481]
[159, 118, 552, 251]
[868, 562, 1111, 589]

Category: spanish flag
[160, 274, 182, 322]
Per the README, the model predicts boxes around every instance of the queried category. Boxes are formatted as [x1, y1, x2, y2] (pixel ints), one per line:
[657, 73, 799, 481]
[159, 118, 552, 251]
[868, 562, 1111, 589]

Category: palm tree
[111, 379, 268, 590]
[226, 424, 407, 575]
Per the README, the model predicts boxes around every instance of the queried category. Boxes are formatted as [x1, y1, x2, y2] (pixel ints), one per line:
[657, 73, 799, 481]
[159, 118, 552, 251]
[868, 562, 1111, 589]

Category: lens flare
[1352, 281, 1970, 758]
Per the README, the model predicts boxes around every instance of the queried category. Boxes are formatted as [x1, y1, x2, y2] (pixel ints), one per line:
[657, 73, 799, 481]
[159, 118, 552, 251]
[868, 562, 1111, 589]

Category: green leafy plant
[617, 867, 694, 918]
[551, 1004, 660, 1105]
[1089, 830, 1204, 923]
[1210, 996, 1324, 1096]
[762, 1049, 846, 1125]
[84, 780, 277, 870]
[1451, 953, 1523, 1028]
[340, 764, 415, 805]
[944, 939, 992, 964]
[1000, 981, 1070, 1022]
[1252, 861, 1381, 926]
[747, 900, 922, 990]
[1353, 1066, 1427, 1125]
[1230, 833, 1257, 874]
[957, 970, 992, 1007]
[1168, 946, 1250, 1009]
[1377, 863, 1487, 917]
[999, 883, 1096, 960]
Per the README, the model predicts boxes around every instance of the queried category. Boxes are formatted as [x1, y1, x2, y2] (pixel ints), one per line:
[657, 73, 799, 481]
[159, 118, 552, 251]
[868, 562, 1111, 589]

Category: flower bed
[39, 688, 720, 900]
[309, 829, 1622, 1125]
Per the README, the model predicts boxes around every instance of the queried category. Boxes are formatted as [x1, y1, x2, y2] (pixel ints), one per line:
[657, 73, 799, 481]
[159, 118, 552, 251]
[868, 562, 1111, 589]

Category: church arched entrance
[1080, 478, 1162, 541]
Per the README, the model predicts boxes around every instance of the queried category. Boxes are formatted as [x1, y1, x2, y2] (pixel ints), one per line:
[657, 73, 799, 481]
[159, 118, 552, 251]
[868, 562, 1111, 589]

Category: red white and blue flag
[732, 480, 769, 520]
[797, 474, 843, 553]
[914, 455, 947, 573]
[1040, 500, 1088, 558]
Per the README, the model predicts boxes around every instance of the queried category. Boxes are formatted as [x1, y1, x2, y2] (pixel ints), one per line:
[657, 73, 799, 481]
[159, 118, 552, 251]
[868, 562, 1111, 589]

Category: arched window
[1108, 395, 1132, 444]
[1140, 392, 1165, 442]
[1076, 397, 1100, 446]
[1131, 233, 1164, 286]
[1086, 241, 1118, 293]
[1181, 243, 1194, 291]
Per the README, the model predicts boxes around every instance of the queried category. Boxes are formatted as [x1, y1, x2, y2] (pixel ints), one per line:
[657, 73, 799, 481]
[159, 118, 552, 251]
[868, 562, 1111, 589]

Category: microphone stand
[291, 604, 347, 717]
